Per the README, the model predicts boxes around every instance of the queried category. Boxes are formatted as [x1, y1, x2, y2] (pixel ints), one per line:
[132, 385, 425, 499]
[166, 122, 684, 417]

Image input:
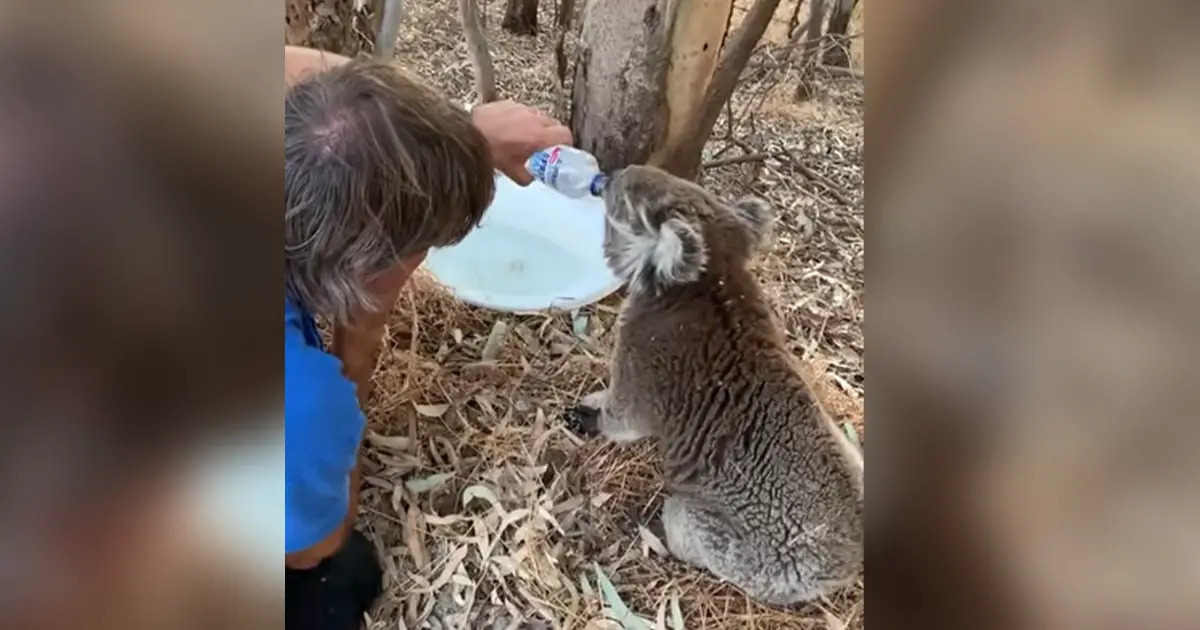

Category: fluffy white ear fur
[606, 198, 708, 294]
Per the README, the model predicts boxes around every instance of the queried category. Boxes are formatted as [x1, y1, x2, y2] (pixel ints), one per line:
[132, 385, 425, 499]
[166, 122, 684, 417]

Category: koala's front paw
[562, 403, 602, 437]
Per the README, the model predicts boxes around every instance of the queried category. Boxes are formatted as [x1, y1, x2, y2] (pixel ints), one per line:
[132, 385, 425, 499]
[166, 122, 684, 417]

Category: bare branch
[703, 147, 855, 206]
[553, 0, 575, 86]
[823, 65, 864, 80]
[374, 0, 405, 58]
[703, 151, 784, 169]
[459, 0, 498, 103]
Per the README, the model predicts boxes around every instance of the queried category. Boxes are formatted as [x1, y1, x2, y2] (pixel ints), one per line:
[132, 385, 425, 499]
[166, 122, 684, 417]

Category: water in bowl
[427, 222, 590, 298]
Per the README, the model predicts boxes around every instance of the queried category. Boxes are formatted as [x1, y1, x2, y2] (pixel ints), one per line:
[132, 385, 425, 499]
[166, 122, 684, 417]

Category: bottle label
[528, 146, 562, 188]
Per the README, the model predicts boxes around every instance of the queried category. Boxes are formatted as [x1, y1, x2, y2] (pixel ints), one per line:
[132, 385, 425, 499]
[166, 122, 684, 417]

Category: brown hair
[285, 58, 494, 322]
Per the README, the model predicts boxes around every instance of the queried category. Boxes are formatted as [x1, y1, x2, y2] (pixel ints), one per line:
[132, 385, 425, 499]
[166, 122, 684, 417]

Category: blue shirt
[284, 298, 364, 553]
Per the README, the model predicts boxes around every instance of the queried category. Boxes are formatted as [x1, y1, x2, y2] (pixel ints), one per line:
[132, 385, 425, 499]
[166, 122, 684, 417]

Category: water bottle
[525, 145, 609, 198]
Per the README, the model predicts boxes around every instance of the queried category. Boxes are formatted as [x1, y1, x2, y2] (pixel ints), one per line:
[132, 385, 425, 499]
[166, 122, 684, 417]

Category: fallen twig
[822, 65, 864, 81]
[792, 159, 854, 207]
[703, 151, 788, 169]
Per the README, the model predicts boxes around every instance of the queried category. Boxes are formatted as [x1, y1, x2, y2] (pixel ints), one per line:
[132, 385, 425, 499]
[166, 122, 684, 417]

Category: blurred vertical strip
[871, 1, 1200, 629]
[0, 1, 282, 629]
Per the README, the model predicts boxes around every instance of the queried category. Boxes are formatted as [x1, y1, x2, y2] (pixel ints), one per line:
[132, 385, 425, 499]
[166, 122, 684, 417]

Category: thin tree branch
[703, 148, 855, 207]
[373, 0, 405, 58]
[459, 0, 498, 103]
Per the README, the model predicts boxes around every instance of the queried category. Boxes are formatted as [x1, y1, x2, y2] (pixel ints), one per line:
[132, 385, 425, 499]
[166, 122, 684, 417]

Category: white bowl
[423, 172, 623, 313]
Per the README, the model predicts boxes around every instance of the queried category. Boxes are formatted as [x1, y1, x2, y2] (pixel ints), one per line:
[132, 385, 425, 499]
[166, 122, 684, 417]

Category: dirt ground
[348, 1, 864, 628]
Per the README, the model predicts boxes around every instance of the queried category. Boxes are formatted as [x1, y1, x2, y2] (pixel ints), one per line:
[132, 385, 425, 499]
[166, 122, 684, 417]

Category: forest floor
[351, 1, 864, 628]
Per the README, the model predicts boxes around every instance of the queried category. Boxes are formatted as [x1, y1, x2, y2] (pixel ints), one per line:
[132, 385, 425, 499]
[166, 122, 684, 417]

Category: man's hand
[285, 46, 351, 88]
[471, 101, 573, 186]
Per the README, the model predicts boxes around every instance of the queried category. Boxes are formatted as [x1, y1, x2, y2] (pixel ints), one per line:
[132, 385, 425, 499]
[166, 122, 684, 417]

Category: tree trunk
[501, 0, 539, 36]
[786, 0, 804, 37]
[794, 0, 828, 101]
[823, 0, 857, 68]
[572, 0, 758, 178]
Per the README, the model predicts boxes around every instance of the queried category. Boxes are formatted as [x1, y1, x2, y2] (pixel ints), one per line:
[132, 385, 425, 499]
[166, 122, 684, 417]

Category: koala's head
[600, 165, 775, 294]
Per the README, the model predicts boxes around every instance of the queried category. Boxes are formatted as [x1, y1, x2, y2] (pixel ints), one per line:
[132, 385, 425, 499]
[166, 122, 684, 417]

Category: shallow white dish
[185, 426, 285, 591]
[423, 172, 623, 313]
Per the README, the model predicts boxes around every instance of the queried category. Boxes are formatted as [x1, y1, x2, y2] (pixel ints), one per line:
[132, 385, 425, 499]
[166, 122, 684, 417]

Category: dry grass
[348, 1, 864, 628]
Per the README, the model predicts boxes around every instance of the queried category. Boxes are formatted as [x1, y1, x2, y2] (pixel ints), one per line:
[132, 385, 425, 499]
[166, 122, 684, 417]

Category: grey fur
[581, 165, 864, 606]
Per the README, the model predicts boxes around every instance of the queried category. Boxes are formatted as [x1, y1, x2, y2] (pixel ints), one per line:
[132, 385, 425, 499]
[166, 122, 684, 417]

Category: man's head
[285, 59, 495, 323]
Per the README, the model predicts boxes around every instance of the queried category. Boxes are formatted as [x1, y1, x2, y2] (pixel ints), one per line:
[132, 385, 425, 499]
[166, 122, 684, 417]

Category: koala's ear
[731, 196, 775, 249]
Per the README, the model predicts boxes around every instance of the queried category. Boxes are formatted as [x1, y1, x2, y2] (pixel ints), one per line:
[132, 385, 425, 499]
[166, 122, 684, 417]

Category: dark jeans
[286, 529, 384, 630]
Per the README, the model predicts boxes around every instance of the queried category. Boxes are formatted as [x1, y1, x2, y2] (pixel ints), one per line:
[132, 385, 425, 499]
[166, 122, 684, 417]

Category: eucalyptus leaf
[481, 320, 509, 361]
[461, 484, 501, 510]
[414, 403, 450, 418]
[842, 421, 861, 448]
[593, 564, 652, 630]
[572, 314, 590, 338]
[669, 591, 684, 630]
[404, 472, 453, 494]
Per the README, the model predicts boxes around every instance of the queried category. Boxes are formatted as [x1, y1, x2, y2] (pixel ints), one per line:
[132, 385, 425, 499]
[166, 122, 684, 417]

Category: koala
[569, 165, 864, 606]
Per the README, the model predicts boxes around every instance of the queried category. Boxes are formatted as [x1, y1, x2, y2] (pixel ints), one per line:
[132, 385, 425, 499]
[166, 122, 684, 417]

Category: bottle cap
[589, 173, 609, 196]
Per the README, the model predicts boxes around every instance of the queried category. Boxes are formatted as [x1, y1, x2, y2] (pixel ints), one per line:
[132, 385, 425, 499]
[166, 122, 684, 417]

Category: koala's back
[613, 260, 863, 591]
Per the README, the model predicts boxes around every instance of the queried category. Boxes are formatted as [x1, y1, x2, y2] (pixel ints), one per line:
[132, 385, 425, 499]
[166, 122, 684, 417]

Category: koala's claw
[563, 404, 602, 437]
[645, 513, 668, 542]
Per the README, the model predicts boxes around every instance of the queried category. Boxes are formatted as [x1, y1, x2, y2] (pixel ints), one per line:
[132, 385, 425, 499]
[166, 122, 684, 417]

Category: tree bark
[501, 0, 539, 36]
[823, 0, 858, 68]
[795, 0, 828, 101]
[285, 0, 312, 45]
[570, 0, 744, 176]
[652, 0, 783, 179]
[309, 0, 365, 56]
[786, 0, 805, 37]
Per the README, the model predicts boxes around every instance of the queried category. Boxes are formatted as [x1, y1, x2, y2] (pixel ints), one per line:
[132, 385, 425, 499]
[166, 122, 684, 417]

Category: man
[284, 46, 571, 630]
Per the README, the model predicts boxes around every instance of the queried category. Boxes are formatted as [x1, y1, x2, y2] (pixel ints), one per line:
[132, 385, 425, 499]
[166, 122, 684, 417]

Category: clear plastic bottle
[525, 145, 609, 198]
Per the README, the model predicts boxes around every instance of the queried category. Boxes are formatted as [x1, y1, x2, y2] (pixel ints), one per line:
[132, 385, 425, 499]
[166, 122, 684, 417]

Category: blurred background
[0, 2, 281, 629]
[870, 1, 1200, 629]
[0, 0, 1197, 629]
